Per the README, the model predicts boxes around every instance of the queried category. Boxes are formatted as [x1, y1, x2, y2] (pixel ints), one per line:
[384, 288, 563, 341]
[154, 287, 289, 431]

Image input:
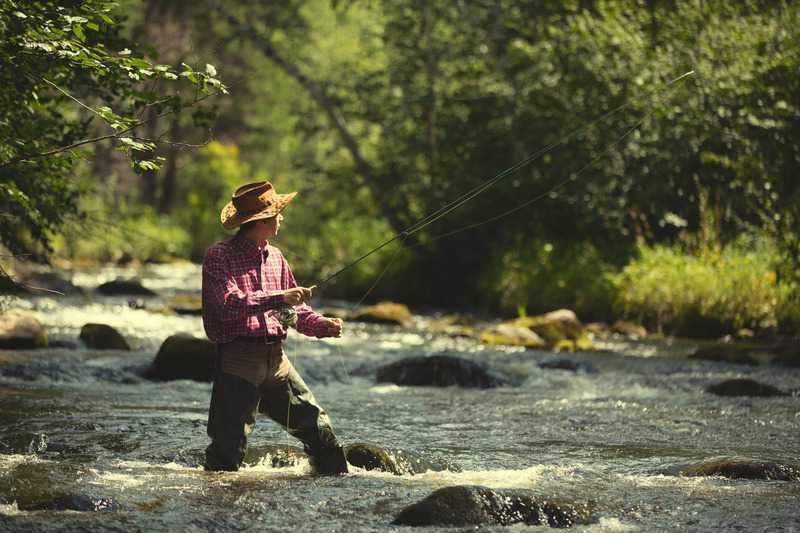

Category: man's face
[260, 213, 283, 239]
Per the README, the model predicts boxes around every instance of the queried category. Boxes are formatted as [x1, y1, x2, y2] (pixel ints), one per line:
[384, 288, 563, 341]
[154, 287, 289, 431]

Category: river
[1, 263, 798, 531]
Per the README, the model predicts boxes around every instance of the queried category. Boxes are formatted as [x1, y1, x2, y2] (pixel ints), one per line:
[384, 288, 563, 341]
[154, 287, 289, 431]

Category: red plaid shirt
[202, 234, 329, 343]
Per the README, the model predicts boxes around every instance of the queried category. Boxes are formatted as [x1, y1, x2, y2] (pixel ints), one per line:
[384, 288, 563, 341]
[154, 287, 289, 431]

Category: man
[201, 180, 348, 474]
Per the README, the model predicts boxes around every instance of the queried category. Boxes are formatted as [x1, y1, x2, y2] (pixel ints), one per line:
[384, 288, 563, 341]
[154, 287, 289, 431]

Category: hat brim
[220, 191, 297, 230]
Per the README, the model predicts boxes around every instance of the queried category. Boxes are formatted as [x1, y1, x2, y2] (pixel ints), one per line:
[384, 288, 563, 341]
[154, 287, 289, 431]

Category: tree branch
[219, 7, 412, 242]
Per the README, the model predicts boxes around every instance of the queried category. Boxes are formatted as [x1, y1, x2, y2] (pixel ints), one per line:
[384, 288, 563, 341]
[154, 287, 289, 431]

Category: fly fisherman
[201, 180, 348, 474]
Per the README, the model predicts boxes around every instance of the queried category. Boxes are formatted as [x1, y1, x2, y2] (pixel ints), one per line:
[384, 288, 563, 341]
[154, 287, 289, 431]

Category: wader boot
[204, 340, 348, 475]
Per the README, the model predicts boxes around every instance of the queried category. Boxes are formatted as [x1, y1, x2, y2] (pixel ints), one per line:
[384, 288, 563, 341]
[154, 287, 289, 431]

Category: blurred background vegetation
[1, 0, 798, 336]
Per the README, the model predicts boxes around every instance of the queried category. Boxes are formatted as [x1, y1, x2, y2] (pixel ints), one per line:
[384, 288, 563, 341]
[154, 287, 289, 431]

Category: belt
[235, 335, 284, 345]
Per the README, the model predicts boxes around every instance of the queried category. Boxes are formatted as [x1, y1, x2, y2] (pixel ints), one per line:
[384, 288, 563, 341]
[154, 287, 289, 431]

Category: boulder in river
[20, 494, 122, 512]
[144, 334, 216, 382]
[689, 345, 760, 366]
[611, 320, 647, 339]
[538, 355, 598, 374]
[351, 301, 412, 325]
[680, 457, 800, 481]
[488, 309, 593, 350]
[166, 293, 203, 315]
[0, 310, 48, 349]
[21, 271, 82, 296]
[706, 378, 787, 397]
[344, 442, 461, 475]
[97, 278, 156, 296]
[376, 354, 508, 388]
[392, 485, 594, 528]
[481, 323, 546, 348]
[79, 323, 130, 351]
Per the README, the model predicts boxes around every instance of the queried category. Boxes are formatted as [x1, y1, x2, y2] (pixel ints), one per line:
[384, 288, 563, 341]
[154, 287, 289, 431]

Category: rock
[538, 355, 598, 374]
[317, 307, 352, 320]
[243, 444, 306, 468]
[611, 320, 647, 339]
[21, 271, 82, 295]
[376, 355, 508, 389]
[97, 278, 156, 296]
[144, 334, 216, 382]
[392, 485, 594, 528]
[680, 458, 800, 481]
[351, 302, 412, 325]
[20, 494, 122, 512]
[167, 293, 203, 315]
[690, 346, 760, 366]
[481, 323, 546, 348]
[512, 309, 593, 350]
[428, 314, 478, 339]
[79, 323, 130, 351]
[0, 310, 48, 349]
[344, 442, 461, 475]
[706, 378, 787, 397]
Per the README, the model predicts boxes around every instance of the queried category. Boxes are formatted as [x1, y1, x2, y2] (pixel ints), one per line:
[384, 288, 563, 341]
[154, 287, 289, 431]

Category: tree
[0, 0, 226, 259]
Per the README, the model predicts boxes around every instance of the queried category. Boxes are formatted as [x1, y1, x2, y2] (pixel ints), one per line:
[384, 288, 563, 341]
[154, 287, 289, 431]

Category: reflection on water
[0, 264, 799, 531]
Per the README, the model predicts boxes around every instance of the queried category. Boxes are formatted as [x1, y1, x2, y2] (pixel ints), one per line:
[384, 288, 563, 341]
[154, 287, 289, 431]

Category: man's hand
[282, 286, 313, 306]
[319, 317, 343, 338]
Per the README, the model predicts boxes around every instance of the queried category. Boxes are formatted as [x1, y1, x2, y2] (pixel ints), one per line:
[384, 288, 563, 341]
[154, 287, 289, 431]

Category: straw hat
[220, 181, 297, 230]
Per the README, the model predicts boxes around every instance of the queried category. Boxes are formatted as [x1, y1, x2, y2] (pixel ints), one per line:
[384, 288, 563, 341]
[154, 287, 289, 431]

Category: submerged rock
[144, 334, 215, 382]
[392, 485, 594, 528]
[538, 355, 598, 374]
[97, 278, 156, 296]
[20, 494, 122, 512]
[344, 442, 461, 475]
[21, 271, 82, 296]
[376, 354, 508, 388]
[0, 310, 48, 349]
[79, 323, 130, 351]
[706, 378, 788, 397]
[690, 346, 760, 366]
[243, 444, 307, 468]
[351, 302, 412, 325]
[680, 458, 800, 481]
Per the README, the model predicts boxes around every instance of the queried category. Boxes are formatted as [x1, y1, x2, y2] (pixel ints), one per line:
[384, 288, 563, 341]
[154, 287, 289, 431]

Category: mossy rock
[144, 334, 215, 382]
[351, 302, 412, 325]
[706, 378, 787, 397]
[611, 320, 647, 339]
[481, 323, 545, 348]
[79, 323, 130, 350]
[0, 310, 48, 349]
[392, 485, 594, 527]
[680, 458, 800, 481]
[428, 314, 479, 338]
[512, 309, 593, 349]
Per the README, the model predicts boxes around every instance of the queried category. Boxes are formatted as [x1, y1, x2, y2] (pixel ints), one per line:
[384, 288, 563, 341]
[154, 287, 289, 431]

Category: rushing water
[1, 264, 799, 531]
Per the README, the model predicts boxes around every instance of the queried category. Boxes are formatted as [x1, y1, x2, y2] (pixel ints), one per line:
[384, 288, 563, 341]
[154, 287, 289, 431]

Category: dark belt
[234, 335, 284, 345]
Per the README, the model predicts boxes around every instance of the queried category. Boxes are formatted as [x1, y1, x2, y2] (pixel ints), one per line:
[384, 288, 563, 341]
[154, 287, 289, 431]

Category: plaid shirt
[202, 234, 329, 343]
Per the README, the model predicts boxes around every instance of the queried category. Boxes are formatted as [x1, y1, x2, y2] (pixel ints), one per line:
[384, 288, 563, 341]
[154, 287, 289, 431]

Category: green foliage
[611, 235, 800, 336]
[0, 0, 225, 255]
[483, 239, 624, 320]
[172, 141, 249, 261]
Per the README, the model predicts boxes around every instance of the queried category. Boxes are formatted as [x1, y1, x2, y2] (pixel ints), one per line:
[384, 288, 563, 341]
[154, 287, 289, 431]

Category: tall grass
[611, 235, 800, 336]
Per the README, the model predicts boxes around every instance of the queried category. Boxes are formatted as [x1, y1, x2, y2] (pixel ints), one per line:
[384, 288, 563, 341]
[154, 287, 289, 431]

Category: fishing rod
[313, 70, 695, 289]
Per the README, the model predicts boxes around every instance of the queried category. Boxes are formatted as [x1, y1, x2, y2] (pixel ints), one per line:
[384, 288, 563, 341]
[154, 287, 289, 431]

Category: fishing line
[424, 112, 652, 244]
[314, 70, 694, 288]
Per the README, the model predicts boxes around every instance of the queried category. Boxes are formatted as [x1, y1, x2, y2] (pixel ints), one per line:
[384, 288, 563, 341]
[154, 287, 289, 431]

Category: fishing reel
[275, 304, 298, 329]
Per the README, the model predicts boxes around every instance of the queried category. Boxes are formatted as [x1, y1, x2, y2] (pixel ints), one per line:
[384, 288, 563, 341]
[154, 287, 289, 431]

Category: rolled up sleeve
[278, 253, 330, 338]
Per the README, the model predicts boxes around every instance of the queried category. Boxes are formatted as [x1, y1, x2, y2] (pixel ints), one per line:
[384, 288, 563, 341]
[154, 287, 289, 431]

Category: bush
[482, 239, 624, 320]
[612, 235, 800, 336]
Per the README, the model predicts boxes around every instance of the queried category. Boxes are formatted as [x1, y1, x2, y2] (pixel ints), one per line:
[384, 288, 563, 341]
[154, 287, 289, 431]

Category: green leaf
[72, 24, 86, 42]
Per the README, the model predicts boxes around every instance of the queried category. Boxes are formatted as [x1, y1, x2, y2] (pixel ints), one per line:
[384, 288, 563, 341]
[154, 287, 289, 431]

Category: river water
[1, 264, 798, 531]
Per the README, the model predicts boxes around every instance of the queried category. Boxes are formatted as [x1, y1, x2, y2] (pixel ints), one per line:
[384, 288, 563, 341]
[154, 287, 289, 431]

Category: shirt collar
[230, 233, 266, 259]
